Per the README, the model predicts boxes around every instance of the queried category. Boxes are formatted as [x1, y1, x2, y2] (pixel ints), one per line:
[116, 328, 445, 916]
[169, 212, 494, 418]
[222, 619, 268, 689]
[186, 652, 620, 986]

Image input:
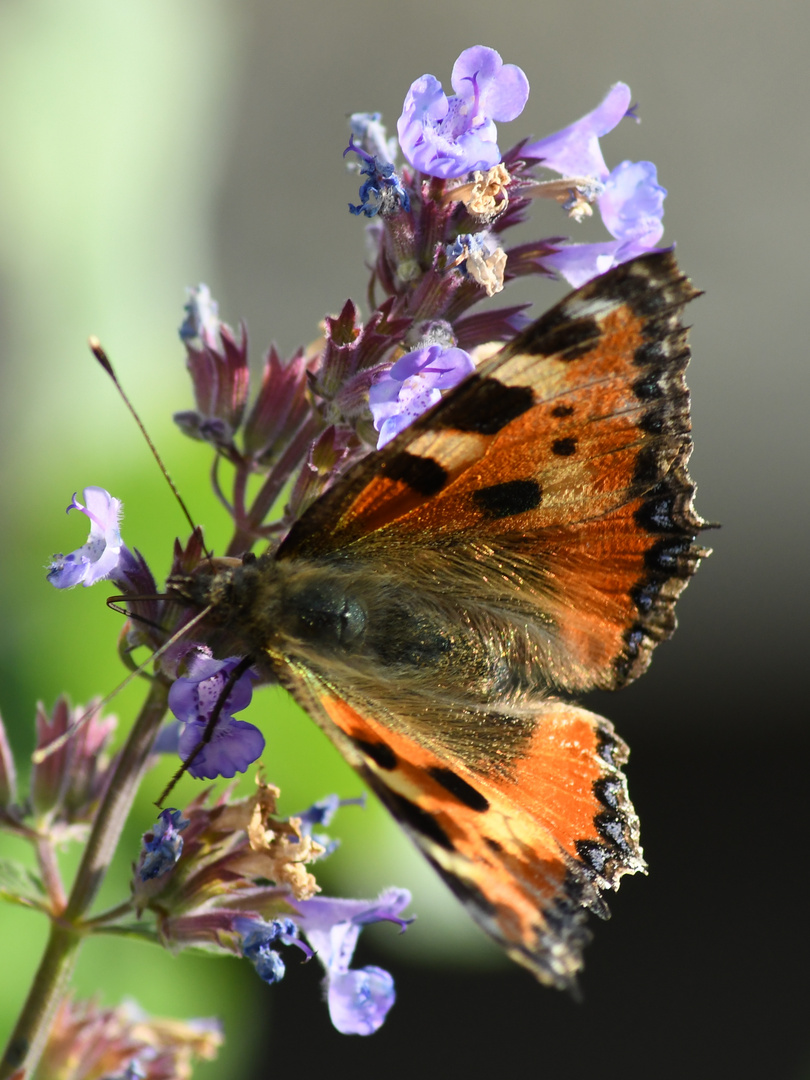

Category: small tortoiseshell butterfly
[176, 249, 707, 990]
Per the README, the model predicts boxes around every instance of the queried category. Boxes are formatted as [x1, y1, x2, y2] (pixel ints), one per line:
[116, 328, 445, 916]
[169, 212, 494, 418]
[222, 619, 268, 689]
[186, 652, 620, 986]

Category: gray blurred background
[0, 1, 807, 1077]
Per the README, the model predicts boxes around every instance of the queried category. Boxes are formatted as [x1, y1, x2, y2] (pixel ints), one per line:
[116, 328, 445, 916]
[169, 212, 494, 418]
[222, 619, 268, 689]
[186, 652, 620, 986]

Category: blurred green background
[1, 2, 808, 1078]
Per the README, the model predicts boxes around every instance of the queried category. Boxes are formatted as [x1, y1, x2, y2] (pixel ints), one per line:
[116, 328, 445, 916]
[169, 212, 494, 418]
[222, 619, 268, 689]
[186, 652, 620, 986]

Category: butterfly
[174, 249, 707, 990]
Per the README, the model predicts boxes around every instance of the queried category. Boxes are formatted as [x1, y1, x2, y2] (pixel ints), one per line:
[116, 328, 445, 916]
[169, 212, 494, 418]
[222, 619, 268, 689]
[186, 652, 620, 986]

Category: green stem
[79, 899, 135, 930]
[0, 924, 80, 1080]
[0, 678, 170, 1080]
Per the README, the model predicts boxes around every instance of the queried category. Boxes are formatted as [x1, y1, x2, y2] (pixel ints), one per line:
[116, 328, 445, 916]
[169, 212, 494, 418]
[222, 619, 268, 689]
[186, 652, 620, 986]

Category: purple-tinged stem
[34, 837, 66, 915]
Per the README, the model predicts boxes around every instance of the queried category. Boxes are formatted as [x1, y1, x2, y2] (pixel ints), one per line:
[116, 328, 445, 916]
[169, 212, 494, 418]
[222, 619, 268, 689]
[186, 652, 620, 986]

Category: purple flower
[543, 160, 667, 287]
[397, 46, 529, 179]
[137, 808, 189, 882]
[294, 888, 413, 1035]
[237, 916, 313, 986]
[524, 82, 632, 182]
[369, 344, 475, 448]
[47, 487, 128, 589]
[169, 654, 264, 780]
[297, 794, 365, 835]
[524, 84, 667, 287]
[295, 793, 366, 856]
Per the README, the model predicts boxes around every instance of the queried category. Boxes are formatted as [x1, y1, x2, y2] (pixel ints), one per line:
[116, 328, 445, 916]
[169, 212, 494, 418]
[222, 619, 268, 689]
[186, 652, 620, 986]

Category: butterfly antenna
[89, 336, 213, 561]
[154, 653, 255, 807]
[31, 604, 215, 765]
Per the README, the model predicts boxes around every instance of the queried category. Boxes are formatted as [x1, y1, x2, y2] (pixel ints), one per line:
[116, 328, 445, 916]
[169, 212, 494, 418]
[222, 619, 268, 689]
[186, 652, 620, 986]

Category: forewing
[279, 251, 707, 689]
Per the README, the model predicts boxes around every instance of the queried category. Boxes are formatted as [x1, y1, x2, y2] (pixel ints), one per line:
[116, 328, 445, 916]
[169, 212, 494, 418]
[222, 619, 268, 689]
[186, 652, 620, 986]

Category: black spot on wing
[551, 403, 574, 418]
[595, 810, 632, 855]
[575, 839, 612, 877]
[383, 451, 447, 495]
[630, 578, 662, 614]
[551, 437, 577, 457]
[639, 408, 666, 435]
[387, 791, 454, 851]
[428, 766, 490, 812]
[633, 341, 668, 368]
[430, 376, 534, 435]
[354, 738, 397, 770]
[593, 776, 623, 812]
[472, 478, 542, 519]
[632, 373, 663, 400]
[520, 315, 600, 361]
[433, 859, 499, 917]
[643, 537, 697, 576]
[595, 724, 628, 770]
[632, 445, 663, 489]
[635, 486, 683, 533]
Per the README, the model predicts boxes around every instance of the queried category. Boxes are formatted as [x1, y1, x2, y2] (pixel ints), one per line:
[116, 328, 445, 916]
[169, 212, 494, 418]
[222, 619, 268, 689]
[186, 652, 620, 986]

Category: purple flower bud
[397, 46, 529, 179]
[169, 654, 264, 780]
[523, 82, 632, 182]
[138, 808, 189, 882]
[369, 344, 475, 447]
[242, 346, 316, 465]
[237, 916, 313, 986]
[177, 285, 249, 448]
[31, 697, 118, 822]
[297, 794, 365, 834]
[345, 136, 410, 218]
[294, 793, 365, 857]
[47, 487, 128, 589]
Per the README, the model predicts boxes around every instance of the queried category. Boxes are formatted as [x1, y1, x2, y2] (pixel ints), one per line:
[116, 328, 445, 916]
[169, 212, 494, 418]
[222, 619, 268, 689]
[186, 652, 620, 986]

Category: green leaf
[92, 919, 162, 946]
[0, 858, 48, 910]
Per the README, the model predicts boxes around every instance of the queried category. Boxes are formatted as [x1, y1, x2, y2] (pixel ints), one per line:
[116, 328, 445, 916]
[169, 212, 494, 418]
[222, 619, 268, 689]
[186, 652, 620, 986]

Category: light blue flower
[525, 84, 667, 286]
[397, 46, 529, 179]
[369, 344, 475, 447]
[47, 487, 127, 589]
[294, 888, 413, 1035]
[524, 82, 632, 182]
[544, 159, 667, 287]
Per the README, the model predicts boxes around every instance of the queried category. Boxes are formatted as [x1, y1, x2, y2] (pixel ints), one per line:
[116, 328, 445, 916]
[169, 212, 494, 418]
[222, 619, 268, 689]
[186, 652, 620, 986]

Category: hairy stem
[0, 678, 170, 1080]
[34, 837, 66, 915]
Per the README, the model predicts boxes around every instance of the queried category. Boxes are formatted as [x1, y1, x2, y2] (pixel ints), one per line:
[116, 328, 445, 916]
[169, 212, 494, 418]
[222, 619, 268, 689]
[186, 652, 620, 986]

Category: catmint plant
[0, 44, 668, 1079]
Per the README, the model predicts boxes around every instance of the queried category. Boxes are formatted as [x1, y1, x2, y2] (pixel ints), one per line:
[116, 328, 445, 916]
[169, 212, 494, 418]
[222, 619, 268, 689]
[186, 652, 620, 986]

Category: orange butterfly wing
[276, 660, 643, 988]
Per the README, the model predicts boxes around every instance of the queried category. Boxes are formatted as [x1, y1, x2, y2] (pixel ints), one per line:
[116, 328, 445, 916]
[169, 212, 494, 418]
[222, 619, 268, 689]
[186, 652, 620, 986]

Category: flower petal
[46, 487, 126, 589]
[599, 159, 666, 242]
[397, 48, 528, 178]
[327, 966, 396, 1036]
[525, 82, 632, 181]
[370, 345, 474, 447]
[178, 718, 265, 780]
